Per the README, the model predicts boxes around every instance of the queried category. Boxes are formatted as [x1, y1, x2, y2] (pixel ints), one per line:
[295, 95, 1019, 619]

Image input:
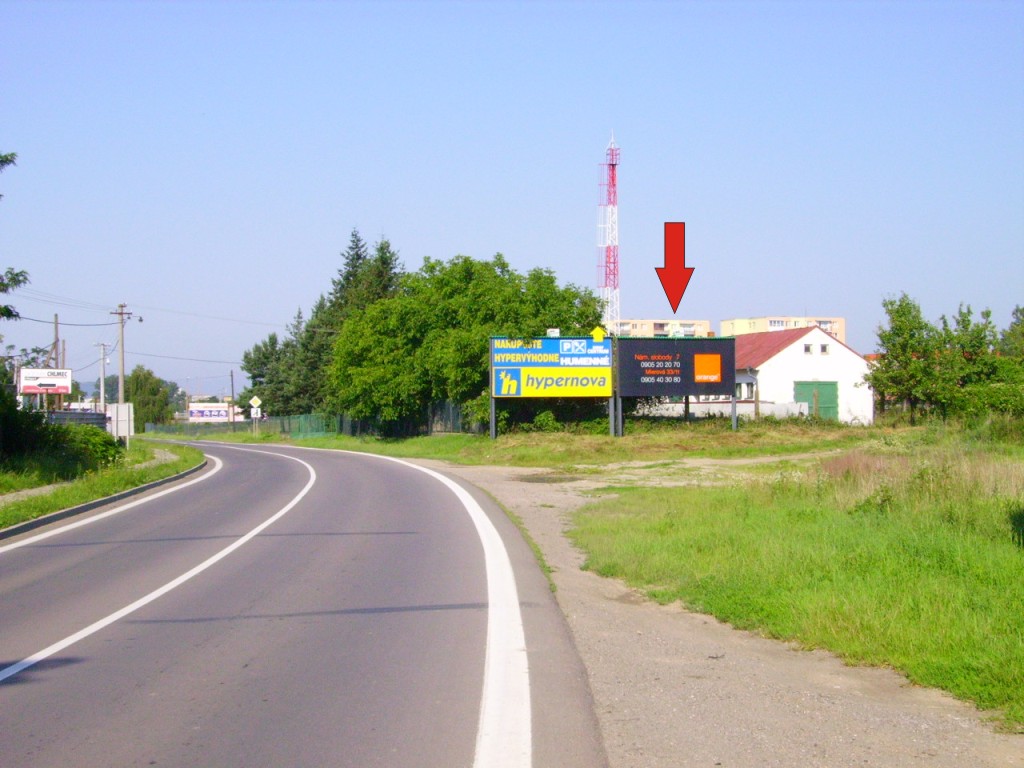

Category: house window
[735, 383, 742, 398]
[804, 344, 813, 354]
[746, 383, 755, 399]
[821, 344, 830, 355]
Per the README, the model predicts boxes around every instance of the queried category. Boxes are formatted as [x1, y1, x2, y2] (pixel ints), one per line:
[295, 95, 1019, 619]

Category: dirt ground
[420, 458, 1023, 768]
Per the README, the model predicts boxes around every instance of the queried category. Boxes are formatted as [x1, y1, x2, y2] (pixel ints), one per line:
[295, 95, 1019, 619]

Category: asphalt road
[0, 444, 606, 768]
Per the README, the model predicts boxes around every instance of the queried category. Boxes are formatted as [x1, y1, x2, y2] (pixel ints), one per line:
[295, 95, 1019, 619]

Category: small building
[735, 326, 873, 424]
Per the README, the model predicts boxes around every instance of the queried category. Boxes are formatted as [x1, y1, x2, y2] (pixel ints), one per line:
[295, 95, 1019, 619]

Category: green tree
[999, 305, 1024, 358]
[328, 253, 602, 433]
[125, 365, 174, 431]
[331, 293, 427, 427]
[239, 332, 289, 416]
[290, 297, 337, 413]
[364, 237, 402, 304]
[2, 342, 49, 393]
[326, 230, 403, 323]
[91, 374, 120, 405]
[237, 230, 404, 417]
[326, 228, 371, 323]
[931, 305, 998, 417]
[0, 151, 37, 457]
[274, 308, 306, 415]
[869, 296, 1020, 421]
[0, 268, 27, 321]
[69, 379, 87, 403]
[0, 153, 27, 320]
[866, 293, 938, 423]
[0, 151, 15, 200]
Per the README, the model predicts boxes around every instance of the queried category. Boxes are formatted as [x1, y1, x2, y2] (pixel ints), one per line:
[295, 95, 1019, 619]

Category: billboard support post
[490, 393, 497, 440]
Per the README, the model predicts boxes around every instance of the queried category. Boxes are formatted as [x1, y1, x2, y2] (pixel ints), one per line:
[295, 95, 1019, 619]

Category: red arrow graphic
[656, 221, 693, 313]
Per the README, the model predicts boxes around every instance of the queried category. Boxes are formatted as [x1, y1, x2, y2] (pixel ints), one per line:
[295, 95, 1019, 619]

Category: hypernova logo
[494, 368, 521, 396]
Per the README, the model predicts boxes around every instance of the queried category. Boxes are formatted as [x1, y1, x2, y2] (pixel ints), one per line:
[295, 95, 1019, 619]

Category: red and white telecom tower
[597, 135, 620, 331]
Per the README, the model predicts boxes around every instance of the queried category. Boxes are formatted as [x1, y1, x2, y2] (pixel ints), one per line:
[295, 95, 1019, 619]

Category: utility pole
[44, 314, 60, 410]
[95, 342, 109, 411]
[110, 303, 141, 404]
[45, 314, 59, 367]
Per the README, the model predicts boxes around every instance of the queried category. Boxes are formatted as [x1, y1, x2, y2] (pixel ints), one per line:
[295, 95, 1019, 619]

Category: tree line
[239, 226, 1023, 433]
[238, 229, 603, 433]
[866, 293, 1024, 423]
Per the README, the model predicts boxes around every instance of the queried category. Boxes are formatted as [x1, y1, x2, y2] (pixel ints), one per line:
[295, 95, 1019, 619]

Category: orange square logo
[694, 354, 722, 383]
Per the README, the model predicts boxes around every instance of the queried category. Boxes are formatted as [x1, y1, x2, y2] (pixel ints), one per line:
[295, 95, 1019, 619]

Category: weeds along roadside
[0, 441, 204, 530]
[569, 426, 1024, 732]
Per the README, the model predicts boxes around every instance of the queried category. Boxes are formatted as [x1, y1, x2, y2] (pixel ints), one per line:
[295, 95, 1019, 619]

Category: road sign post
[249, 396, 262, 437]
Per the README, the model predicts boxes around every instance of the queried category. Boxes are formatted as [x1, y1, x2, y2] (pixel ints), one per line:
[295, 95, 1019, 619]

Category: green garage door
[794, 381, 839, 420]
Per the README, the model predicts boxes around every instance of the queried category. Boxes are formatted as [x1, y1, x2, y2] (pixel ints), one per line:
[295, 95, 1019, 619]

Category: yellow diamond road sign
[249, 396, 262, 408]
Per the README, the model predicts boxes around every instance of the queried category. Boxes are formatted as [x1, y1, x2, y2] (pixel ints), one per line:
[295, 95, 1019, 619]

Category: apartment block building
[610, 318, 714, 338]
[719, 316, 846, 343]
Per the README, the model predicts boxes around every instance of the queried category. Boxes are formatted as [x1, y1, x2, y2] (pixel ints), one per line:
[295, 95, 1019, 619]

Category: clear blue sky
[2, 0, 1022, 397]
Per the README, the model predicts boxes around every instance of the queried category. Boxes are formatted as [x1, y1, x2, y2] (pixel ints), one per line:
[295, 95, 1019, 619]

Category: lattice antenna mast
[597, 135, 620, 330]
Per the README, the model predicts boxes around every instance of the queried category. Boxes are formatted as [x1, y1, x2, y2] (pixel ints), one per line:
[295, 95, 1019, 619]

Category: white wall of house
[756, 327, 874, 424]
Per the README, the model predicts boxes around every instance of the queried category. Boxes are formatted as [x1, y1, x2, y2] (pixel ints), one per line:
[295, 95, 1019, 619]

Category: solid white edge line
[201, 442, 532, 765]
[5, 440, 533, 765]
[0, 455, 226, 555]
[332, 450, 532, 768]
[0, 450, 316, 684]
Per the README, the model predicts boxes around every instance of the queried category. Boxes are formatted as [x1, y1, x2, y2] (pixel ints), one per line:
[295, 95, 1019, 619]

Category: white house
[734, 326, 873, 424]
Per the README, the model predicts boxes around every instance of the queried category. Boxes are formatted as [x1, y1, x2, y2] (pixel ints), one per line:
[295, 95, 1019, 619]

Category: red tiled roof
[734, 327, 816, 369]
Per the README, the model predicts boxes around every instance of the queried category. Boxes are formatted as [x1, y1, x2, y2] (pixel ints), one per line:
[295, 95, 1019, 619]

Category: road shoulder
[429, 460, 1023, 768]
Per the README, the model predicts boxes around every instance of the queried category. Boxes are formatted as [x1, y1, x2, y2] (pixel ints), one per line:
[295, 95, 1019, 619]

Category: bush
[963, 381, 1024, 418]
[0, 391, 50, 458]
[50, 424, 124, 474]
[529, 410, 561, 432]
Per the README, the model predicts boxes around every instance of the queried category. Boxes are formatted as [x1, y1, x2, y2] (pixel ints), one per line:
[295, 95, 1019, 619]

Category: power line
[15, 289, 112, 313]
[16, 289, 286, 329]
[128, 351, 242, 365]
[17, 315, 120, 327]
[133, 302, 285, 328]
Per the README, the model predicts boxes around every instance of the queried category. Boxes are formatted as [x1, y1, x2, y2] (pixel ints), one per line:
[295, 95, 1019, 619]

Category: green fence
[147, 402, 477, 439]
[146, 414, 344, 439]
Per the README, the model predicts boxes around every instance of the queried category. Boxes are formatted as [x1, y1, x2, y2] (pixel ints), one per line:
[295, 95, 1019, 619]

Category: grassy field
[568, 426, 1024, 731]
[187, 416, 875, 466]
[5, 418, 1023, 730]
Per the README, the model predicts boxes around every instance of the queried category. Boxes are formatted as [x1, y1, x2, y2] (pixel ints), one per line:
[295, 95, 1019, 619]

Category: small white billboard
[19, 368, 73, 395]
[188, 403, 238, 423]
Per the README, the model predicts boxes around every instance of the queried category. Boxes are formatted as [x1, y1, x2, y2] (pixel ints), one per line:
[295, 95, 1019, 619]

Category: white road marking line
[216, 442, 532, 766]
[334, 450, 532, 768]
[0, 451, 316, 684]
[0, 455, 225, 555]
